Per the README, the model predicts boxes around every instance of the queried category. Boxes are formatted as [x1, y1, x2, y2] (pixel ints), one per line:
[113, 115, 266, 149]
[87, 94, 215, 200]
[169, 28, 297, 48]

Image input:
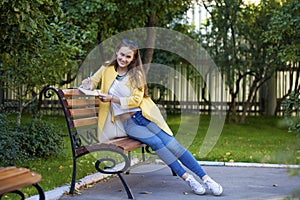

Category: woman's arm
[119, 87, 144, 109]
[90, 66, 105, 90]
[100, 70, 145, 108]
[101, 94, 120, 104]
[80, 66, 105, 90]
[102, 85, 144, 108]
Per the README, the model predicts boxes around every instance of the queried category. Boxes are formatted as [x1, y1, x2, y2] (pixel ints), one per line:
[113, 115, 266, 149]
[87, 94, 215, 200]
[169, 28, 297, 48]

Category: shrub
[0, 114, 26, 165]
[18, 118, 64, 158]
[0, 114, 63, 166]
[281, 91, 300, 181]
[282, 91, 300, 135]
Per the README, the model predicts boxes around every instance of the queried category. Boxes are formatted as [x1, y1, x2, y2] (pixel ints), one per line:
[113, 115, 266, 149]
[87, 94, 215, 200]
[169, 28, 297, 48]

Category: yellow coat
[91, 65, 173, 139]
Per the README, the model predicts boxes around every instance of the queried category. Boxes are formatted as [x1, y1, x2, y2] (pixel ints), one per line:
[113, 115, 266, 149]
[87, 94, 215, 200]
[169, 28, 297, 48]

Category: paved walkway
[58, 162, 300, 200]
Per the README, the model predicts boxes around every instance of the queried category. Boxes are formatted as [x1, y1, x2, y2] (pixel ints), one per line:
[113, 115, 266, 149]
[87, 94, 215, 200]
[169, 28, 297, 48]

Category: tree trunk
[240, 78, 259, 123]
[265, 73, 277, 116]
[0, 84, 3, 106]
[17, 98, 22, 126]
[293, 62, 300, 92]
[142, 12, 156, 75]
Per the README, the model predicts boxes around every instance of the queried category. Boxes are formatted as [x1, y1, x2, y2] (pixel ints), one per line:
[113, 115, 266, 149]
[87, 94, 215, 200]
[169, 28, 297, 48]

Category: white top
[108, 75, 141, 116]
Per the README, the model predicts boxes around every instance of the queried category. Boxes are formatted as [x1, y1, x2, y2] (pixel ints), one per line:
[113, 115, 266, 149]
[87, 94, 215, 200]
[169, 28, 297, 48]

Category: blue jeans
[123, 111, 207, 178]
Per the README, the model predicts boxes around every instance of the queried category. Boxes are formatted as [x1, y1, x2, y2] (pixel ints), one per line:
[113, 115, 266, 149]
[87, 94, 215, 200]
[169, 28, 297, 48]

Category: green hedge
[0, 114, 63, 166]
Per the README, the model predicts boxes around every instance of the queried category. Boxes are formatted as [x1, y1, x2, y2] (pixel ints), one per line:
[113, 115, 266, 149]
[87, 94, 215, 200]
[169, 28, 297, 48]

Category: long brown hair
[106, 39, 149, 97]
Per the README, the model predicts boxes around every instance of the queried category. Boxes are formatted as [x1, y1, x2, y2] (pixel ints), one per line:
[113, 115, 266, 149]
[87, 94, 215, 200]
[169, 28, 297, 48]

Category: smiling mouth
[119, 61, 126, 65]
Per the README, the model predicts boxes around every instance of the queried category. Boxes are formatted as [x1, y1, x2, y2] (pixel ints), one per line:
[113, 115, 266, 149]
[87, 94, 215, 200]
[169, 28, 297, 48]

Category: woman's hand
[99, 94, 112, 102]
[99, 94, 120, 104]
[81, 78, 91, 90]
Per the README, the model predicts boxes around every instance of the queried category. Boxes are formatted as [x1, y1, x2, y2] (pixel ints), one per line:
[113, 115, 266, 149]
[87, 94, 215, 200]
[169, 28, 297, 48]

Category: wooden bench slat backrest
[72, 116, 98, 128]
[58, 89, 100, 156]
[60, 89, 99, 124]
[57, 88, 145, 155]
[64, 99, 99, 108]
[69, 108, 99, 118]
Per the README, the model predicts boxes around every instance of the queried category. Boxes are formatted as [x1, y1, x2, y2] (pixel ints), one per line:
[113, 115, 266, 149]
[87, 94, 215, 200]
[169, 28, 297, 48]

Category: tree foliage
[0, 0, 81, 124]
[60, 0, 195, 73]
[263, 0, 300, 99]
[200, 0, 298, 123]
[0, 0, 195, 124]
[263, 0, 300, 64]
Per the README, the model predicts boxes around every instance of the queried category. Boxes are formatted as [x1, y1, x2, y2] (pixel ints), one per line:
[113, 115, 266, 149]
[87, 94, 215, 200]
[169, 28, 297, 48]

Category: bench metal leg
[0, 183, 44, 200]
[142, 147, 146, 161]
[33, 183, 45, 200]
[69, 157, 77, 194]
[117, 173, 135, 199]
[0, 190, 25, 200]
[125, 151, 132, 174]
[171, 169, 177, 176]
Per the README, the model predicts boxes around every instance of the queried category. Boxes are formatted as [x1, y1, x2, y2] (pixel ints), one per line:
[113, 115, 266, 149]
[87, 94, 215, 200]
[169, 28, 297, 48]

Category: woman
[81, 39, 223, 196]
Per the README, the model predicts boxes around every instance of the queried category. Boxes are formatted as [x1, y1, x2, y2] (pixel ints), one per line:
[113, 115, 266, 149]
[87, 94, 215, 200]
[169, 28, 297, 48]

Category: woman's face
[116, 46, 134, 69]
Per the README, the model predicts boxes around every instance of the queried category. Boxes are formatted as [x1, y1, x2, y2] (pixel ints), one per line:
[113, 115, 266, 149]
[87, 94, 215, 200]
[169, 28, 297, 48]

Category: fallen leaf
[139, 191, 152, 194]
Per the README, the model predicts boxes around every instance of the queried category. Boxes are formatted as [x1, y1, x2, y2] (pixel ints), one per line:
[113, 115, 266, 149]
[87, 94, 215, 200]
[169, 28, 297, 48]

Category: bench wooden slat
[60, 89, 84, 97]
[118, 141, 146, 151]
[112, 138, 138, 147]
[122, 143, 145, 151]
[72, 116, 98, 128]
[64, 99, 100, 108]
[106, 137, 135, 146]
[69, 107, 99, 118]
[105, 137, 129, 144]
[0, 166, 16, 172]
[109, 137, 146, 152]
[0, 173, 42, 195]
[75, 137, 145, 156]
[0, 167, 30, 180]
[0, 168, 42, 195]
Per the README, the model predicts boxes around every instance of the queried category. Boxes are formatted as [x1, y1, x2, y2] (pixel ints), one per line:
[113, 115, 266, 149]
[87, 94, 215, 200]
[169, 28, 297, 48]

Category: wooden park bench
[43, 87, 160, 199]
[0, 166, 45, 200]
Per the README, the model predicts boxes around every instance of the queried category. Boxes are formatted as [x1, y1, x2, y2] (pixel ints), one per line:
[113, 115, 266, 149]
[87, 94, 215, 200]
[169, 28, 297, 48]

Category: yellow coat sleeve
[90, 65, 118, 140]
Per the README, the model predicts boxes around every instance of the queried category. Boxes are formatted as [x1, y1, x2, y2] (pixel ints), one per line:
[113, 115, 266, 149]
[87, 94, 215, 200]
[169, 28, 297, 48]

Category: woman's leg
[145, 119, 223, 195]
[146, 120, 223, 195]
[145, 120, 207, 179]
[124, 116, 207, 194]
[123, 117, 207, 194]
[123, 117, 186, 177]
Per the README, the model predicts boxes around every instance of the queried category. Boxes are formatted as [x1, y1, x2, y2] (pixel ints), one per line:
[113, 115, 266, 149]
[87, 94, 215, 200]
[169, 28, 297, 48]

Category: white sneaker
[204, 177, 223, 196]
[185, 174, 206, 195]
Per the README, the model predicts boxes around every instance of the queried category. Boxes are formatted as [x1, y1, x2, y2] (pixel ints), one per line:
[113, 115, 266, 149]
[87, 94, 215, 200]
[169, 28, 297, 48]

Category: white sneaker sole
[211, 184, 223, 196]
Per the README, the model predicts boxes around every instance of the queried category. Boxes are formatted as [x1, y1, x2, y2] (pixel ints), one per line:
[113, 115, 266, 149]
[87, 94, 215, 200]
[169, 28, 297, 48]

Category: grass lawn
[2, 114, 299, 199]
[170, 115, 299, 164]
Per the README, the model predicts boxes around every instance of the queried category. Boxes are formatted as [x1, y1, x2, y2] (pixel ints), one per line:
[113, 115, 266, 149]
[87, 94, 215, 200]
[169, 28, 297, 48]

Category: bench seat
[76, 136, 146, 156]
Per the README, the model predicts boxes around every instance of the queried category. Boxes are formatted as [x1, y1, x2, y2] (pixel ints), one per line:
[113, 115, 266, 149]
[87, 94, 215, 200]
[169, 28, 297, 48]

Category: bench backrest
[45, 88, 101, 158]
